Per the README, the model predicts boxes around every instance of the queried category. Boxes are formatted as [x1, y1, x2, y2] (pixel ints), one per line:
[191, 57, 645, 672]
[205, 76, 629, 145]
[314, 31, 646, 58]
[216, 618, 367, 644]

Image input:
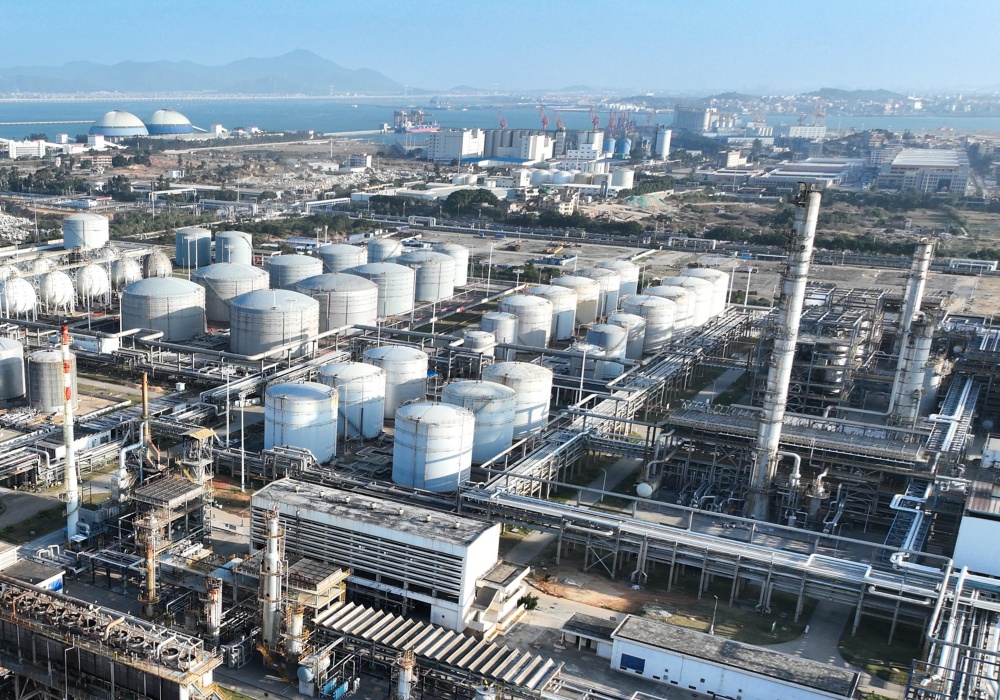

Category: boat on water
[392, 108, 440, 133]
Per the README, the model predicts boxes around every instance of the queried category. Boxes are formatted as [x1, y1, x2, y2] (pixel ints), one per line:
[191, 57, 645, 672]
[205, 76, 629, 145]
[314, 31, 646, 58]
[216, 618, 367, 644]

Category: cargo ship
[393, 108, 440, 133]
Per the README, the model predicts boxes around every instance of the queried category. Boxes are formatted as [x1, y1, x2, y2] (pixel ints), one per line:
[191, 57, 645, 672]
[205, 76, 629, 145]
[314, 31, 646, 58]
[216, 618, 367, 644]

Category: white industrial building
[777, 124, 828, 139]
[953, 479, 1000, 576]
[427, 128, 485, 162]
[3, 139, 47, 159]
[482, 129, 555, 163]
[876, 148, 972, 195]
[748, 157, 865, 190]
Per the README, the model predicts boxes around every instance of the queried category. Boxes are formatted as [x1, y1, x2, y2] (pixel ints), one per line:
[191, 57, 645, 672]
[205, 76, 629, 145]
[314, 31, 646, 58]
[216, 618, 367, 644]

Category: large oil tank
[610, 168, 635, 189]
[264, 382, 338, 463]
[27, 349, 78, 412]
[392, 402, 475, 492]
[317, 244, 367, 273]
[644, 285, 694, 333]
[295, 273, 378, 332]
[318, 362, 386, 440]
[482, 362, 553, 438]
[526, 285, 577, 340]
[62, 213, 109, 250]
[267, 254, 323, 291]
[121, 278, 206, 341]
[0, 338, 25, 400]
[480, 311, 518, 361]
[229, 290, 319, 358]
[441, 381, 516, 464]
[567, 342, 606, 380]
[0, 278, 36, 316]
[621, 294, 676, 354]
[363, 345, 428, 419]
[607, 312, 647, 360]
[586, 324, 628, 379]
[367, 238, 403, 263]
[191, 263, 270, 323]
[111, 258, 142, 289]
[76, 264, 111, 305]
[430, 242, 470, 286]
[142, 250, 172, 278]
[462, 329, 495, 357]
[551, 276, 600, 325]
[500, 295, 553, 349]
[215, 231, 254, 266]
[39, 271, 75, 312]
[595, 259, 641, 297]
[175, 227, 212, 269]
[568, 269, 620, 318]
[681, 268, 730, 318]
[345, 263, 415, 317]
[396, 251, 456, 302]
[658, 276, 713, 327]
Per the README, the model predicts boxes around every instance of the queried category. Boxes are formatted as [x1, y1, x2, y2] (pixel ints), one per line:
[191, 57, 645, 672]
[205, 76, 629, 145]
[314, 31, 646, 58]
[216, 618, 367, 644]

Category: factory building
[748, 157, 866, 190]
[876, 148, 972, 195]
[672, 106, 716, 132]
[426, 128, 485, 162]
[777, 124, 828, 139]
[482, 129, 555, 163]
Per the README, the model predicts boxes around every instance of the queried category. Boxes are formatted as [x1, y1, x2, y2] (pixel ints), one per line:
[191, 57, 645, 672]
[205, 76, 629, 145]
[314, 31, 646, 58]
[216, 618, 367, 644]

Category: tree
[111, 154, 130, 168]
[258, 191, 278, 201]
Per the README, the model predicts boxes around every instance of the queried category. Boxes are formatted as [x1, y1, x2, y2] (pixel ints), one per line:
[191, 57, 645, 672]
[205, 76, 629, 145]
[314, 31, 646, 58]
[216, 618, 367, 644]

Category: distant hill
[0, 50, 404, 95]
[807, 88, 905, 101]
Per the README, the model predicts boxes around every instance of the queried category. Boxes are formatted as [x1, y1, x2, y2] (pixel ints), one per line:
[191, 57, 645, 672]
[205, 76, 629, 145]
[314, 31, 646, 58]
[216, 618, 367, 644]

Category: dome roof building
[146, 109, 195, 135]
[89, 110, 148, 138]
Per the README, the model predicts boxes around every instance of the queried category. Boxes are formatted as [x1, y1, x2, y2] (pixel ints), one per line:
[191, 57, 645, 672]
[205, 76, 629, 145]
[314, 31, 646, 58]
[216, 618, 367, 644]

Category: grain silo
[120, 278, 206, 341]
[229, 290, 320, 358]
[191, 263, 270, 323]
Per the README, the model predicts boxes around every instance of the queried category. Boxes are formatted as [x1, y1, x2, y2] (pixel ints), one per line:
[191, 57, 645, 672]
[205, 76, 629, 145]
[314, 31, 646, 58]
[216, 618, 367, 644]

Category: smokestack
[62, 325, 80, 543]
[895, 239, 934, 356]
[891, 313, 936, 427]
[260, 508, 283, 650]
[747, 184, 822, 520]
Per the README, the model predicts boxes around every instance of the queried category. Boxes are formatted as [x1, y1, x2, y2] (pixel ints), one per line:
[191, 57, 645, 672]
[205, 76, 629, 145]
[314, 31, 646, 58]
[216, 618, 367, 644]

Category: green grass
[839, 618, 921, 685]
[0, 507, 66, 544]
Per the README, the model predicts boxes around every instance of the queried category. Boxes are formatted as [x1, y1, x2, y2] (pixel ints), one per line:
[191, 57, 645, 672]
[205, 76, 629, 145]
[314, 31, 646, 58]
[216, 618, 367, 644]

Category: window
[619, 653, 645, 674]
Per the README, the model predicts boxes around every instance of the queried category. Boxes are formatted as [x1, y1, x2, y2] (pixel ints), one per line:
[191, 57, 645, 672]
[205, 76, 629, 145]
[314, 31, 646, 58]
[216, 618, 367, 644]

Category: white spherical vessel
[393, 402, 475, 492]
[111, 258, 143, 289]
[644, 285, 695, 333]
[526, 285, 577, 341]
[295, 273, 378, 332]
[175, 227, 212, 269]
[264, 382, 338, 463]
[595, 259, 641, 297]
[396, 251, 456, 302]
[39, 271, 75, 312]
[607, 312, 647, 360]
[346, 263, 415, 317]
[191, 263, 270, 323]
[0, 278, 37, 316]
[681, 268, 730, 318]
[317, 244, 367, 273]
[76, 264, 111, 304]
[431, 242, 470, 286]
[441, 380, 517, 464]
[480, 312, 518, 361]
[0, 338, 25, 400]
[229, 290, 320, 358]
[215, 231, 254, 266]
[363, 345, 428, 419]
[318, 362, 386, 440]
[267, 254, 323, 291]
[367, 238, 403, 263]
[62, 213, 109, 250]
[658, 276, 713, 328]
[551, 275, 600, 325]
[121, 278, 206, 341]
[0, 265, 19, 282]
[621, 294, 676, 354]
[499, 295, 553, 348]
[142, 250, 173, 278]
[482, 361, 553, 438]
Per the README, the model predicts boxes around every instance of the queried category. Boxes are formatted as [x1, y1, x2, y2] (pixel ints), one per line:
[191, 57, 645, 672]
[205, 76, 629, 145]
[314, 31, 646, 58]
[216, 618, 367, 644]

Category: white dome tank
[595, 259, 641, 297]
[644, 285, 695, 333]
[267, 254, 323, 291]
[39, 271, 75, 312]
[318, 362, 386, 440]
[462, 329, 495, 357]
[567, 342, 606, 380]
[229, 290, 319, 358]
[430, 242, 470, 286]
[569, 268, 621, 318]
[111, 258, 142, 289]
[346, 263, 415, 317]
[142, 250, 173, 278]
[526, 285, 577, 340]
[681, 268, 730, 318]
[367, 238, 404, 263]
[295, 273, 378, 332]
[607, 312, 647, 360]
[574, 172, 594, 185]
[552, 275, 601, 325]
[441, 380, 516, 464]
[396, 250, 456, 302]
[611, 168, 635, 189]
[482, 362, 553, 438]
[317, 243, 367, 273]
[0, 338, 25, 400]
[121, 278, 206, 341]
[586, 324, 628, 379]
[62, 213, 109, 250]
[264, 382, 338, 463]
[621, 294, 676, 354]
[27, 349, 78, 412]
[0, 278, 37, 316]
[552, 170, 574, 184]
[175, 227, 212, 269]
[480, 311, 518, 361]
[658, 276, 713, 327]
[215, 231, 254, 266]
[76, 264, 111, 304]
[32, 259, 54, 275]
[363, 345, 428, 419]
[530, 170, 553, 185]
[393, 402, 475, 492]
[191, 263, 270, 323]
[499, 295, 553, 348]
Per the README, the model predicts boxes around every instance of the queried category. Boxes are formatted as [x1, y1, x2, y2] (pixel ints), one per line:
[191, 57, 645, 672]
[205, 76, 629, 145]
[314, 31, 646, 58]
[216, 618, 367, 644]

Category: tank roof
[397, 250, 454, 264]
[89, 110, 148, 136]
[319, 361, 385, 380]
[146, 108, 192, 125]
[365, 345, 428, 361]
[230, 289, 318, 310]
[396, 401, 474, 425]
[443, 380, 516, 400]
[348, 262, 413, 275]
[622, 293, 675, 307]
[484, 361, 553, 380]
[122, 277, 203, 296]
[269, 254, 320, 266]
[63, 213, 109, 223]
[265, 381, 336, 400]
[317, 243, 364, 252]
[27, 349, 66, 361]
[296, 272, 377, 292]
[193, 262, 268, 281]
[0, 337, 23, 350]
[176, 226, 211, 235]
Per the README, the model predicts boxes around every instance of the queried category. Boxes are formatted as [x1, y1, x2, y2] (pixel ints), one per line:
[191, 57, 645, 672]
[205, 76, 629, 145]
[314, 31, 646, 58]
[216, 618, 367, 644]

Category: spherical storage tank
[480, 311, 518, 361]
[215, 231, 254, 266]
[0, 265, 19, 282]
[658, 276, 713, 327]
[644, 285, 695, 333]
[317, 244, 366, 273]
[318, 362, 385, 440]
[441, 381, 516, 464]
[175, 227, 212, 269]
[621, 294, 676, 354]
[595, 259, 640, 297]
[462, 329, 496, 357]
[393, 402, 474, 492]
[142, 251, 172, 279]
[552, 275, 600, 325]
[611, 168, 635, 189]
[27, 349, 78, 412]
[586, 324, 628, 379]
[346, 263, 414, 317]
[111, 258, 142, 290]
[363, 345, 428, 419]
[681, 268, 729, 318]
[229, 290, 319, 358]
[145, 109, 195, 136]
[568, 268, 620, 319]
[482, 362, 553, 439]
[0, 278, 37, 316]
[267, 254, 323, 291]
[499, 295, 553, 348]
[396, 251, 455, 302]
[76, 264, 111, 304]
[264, 382, 338, 463]
[89, 110, 148, 138]
[529, 169, 553, 185]
[62, 213, 109, 250]
[607, 312, 647, 360]
[430, 242, 469, 287]
[526, 285, 577, 341]
[191, 263, 269, 323]
[39, 271, 74, 312]
[295, 273, 378, 332]
[0, 338, 25, 400]
[121, 278, 206, 341]
[367, 238, 403, 263]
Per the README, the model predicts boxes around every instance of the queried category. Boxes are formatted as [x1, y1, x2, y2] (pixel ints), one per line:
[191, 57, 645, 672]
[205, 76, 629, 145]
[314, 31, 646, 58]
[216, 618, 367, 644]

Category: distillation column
[891, 313, 936, 427]
[139, 515, 160, 618]
[895, 238, 934, 355]
[260, 508, 284, 651]
[204, 577, 223, 646]
[62, 325, 80, 542]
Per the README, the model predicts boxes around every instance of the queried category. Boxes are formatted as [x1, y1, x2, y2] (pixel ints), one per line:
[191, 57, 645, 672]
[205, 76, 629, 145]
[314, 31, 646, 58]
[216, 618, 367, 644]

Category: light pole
[599, 467, 608, 503]
[710, 595, 719, 635]
[239, 395, 246, 493]
[486, 243, 495, 296]
[744, 266, 753, 304]
[514, 268, 523, 289]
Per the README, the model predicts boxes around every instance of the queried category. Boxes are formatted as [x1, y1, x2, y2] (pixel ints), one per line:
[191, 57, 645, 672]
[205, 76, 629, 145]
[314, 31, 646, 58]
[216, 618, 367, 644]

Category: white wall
[954, 515, 1000, 576]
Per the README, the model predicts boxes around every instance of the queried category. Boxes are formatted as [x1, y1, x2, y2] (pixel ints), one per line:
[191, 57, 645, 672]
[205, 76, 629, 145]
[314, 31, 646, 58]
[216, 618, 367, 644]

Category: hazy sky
[3, 0, 999, 93]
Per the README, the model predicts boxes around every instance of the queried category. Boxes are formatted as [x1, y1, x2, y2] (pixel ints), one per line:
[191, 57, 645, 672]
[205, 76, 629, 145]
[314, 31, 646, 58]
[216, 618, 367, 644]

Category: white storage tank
[121, 278, 206, 341]
[586, 324, 628, 379]
[264, 382, 338, 463]
[0, 265, 19, 282]
[552, 170, 574, 185]
[267, 254, 323, 291]
[192, 263, 270, 323]
[607, 312, 647, 360]
[621, 294, 676, 354]
[396, 250, 456, 302]
[111, 258, 142, 289]
[595, 259, 641, 297]
[644, 285, 695, 333]
[318, 362, 385, 440]
[658, 276, 713, 327]
[363, 345, 428, 419]
[480, 311, 518, 361]
[441, 380, 516, 464]
[39, 271, 75, 312]
[62, 213, 109, 250]
[142, 250, 173, 278]
[526, 285, 577, 341]
[27, 349, 78, 412]
[295, 273, 378, 332]
[393, 402, 474, 492]
[462, 329, 495, 357]
[0, 278, 37, 317]
[317, 243, 367, 273]
[215, 231, 254, 266]
[175, 227, 212, 269]
[529, 169, 553, 185]
[482, 362, 553, 438]
[567, 342, 606, 380]
[76, 264, 111, 305]
[552, 276, 600, 325]
[610, 168, 635, 189]
[681, 268, 730, 318]
[569, 269, 621, 318]
[367, 238, 403, 263]
[345, 263, 415, 317]
[0, 338, 25, 400]
[431, 242, 470, 287]
[499, 295, 553, 348]
[229, 290, 320, 358]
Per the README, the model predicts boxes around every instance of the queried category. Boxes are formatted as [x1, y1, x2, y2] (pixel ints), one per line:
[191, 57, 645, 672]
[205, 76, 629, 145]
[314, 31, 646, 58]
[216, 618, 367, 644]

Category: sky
[2, 0, 1000, 93]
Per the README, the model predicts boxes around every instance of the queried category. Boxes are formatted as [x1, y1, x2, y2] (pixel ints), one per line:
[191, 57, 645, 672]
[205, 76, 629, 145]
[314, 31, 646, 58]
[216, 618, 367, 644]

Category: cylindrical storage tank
[191, 263, 270, 323]
[318, 362, 385, 440]
[615, 139, 632, 157]
[295, 273, 378, 332]
[658, 276, 713, 327]
[573, 171, 593, 185]
[595, 259, 641, 297]
[567, 342, 606, 380]
[611, 168, 635, 189]
[111, 258, 142, 290]
[608, 312, 647, 360]
[142, 250, 172, 278]
[482, 362, 553, 438]
[526, 285, 577, 341]
[175, 227, 212, 269]
[530, 170, 553, 185]
[62, 213, 109, 250]
[264, 382, 338, 463]
[462, 329, 495, 357]
[431, 242, 470, 287]
[441, 381, 516, 464]
[0, 338, 25, 400]
[76, 264, 111, 304]
[621, 294, 676, 354]
[363, 345, 428, 419]
[552, 170, 574, 185]
[603, 137, 616, 154]
[27, 349, 78, 412]
[317, 243, 367, 273]
[586, 324, 628, 379]
[396, 251, 456, 302]
[681, 268, 730, 318]
[367, 238, 403, 263]
[215, 231, 254, 266]
[0, 278, 37, 316]
[644, 285, 695, 333]
[229, 290, 319, 358]
[499, 295, 552, 349]
[39, 271, 75, 311]
[121, 278, 206, 340]
[480, 311, 518, 361]
[392, 402, 474, 492]
[568, 268, 621, 319]
[267, 254, 323, 291]
[593, 173, 611, 188]
[552, 276, 600, 325]
[346, 263, 415, 317]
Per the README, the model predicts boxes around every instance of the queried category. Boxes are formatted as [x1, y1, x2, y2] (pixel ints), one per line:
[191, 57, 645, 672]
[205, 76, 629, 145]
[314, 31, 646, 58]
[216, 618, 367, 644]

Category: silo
[393, 402, 475, 492]
[607, 312, 647, 360]
[264, 382, 338, 463]
[595, 259, 641, 297]
[644, 285, 695, 333]
[396, 251, 456, 302]
[367, 238, 403, 263]
[551, 276, 600, 325]
[0, 278, 37, 317]
[658, 276, 713, 327]
[318, 362, 386, 440]
[552, 170, 574, 185]
[441, 381, 516, 464]
[586, 324, 628, 379]
[611, 168, 635, 189]
[621, 294, 676, 354]
[317, 244, 367, 273]
[480, 311, 518, 361]
[363, 345, 428, 419]
[295, 273, 378, 332]
[569, 268, 621, 318]
[499, 295, 553, 348]
[62, 213, 109, 250]
[111, 258, 142, 289]
[39, 271, 75, 312]
[526, 285, 577, 341]
[462, 329, 495, 357]
[681, 268, 730, 318]
[192, 263, 270, 323]
[121, 278, 206, 340]
[175, 227, 212, 269]
[530, 169, 553, 185]
[267, 254, 323, 291]
[215, 231, 254, 266]
[142, 250, 173, 278]
[229, 290, 320, 358]
[603, 137, 616, 154]
[76, 264, 111, 305]
[482, 362, 553, 438]
[567, 342, 606, 380]
[0, 338, 25, 400]
[345, 263, 415, 317]
[431, 242, 470, 286]
[27, 349, 78, 412]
